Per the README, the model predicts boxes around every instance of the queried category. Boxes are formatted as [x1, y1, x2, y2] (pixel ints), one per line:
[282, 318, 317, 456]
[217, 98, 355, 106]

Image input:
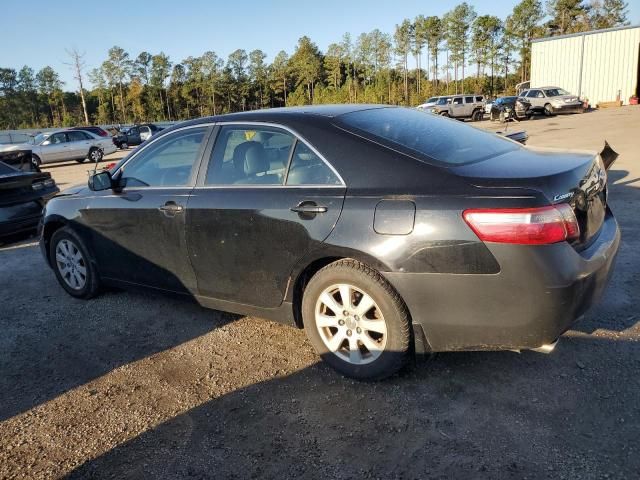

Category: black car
[490, 96, 532, 122]
[39, 105, 620, 379]
[1, 153, 59, 241]
[113, 124, 164, 149]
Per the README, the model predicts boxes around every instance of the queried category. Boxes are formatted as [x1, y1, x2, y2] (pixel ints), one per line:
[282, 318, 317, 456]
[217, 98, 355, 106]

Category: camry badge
[553, 192, 574, 202]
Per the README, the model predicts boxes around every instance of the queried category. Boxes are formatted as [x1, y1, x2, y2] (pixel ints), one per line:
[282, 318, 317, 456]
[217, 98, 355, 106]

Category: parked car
[430, 94, 485, 121]
[519, 87, 584, 116]
[69, 126, 111, 138]
[484, 100, 494, 115]
[113, 124, 164, 149]
[490, 96, 533, 122]
[0, 154, 58, 241]
[40, 105, 619, 380]
[416, 96, 450, 110]
[0, 130, 117, 166]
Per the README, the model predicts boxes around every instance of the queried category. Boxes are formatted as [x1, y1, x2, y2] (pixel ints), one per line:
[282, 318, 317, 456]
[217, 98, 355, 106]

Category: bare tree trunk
[65, 48, 90, 124]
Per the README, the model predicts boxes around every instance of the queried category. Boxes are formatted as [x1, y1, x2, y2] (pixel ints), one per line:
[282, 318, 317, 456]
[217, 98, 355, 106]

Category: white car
[0, 129, 117, 166]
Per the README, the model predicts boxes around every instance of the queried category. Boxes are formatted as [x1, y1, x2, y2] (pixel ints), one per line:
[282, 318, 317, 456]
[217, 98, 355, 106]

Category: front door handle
[159, 201, 184, 216]
[291, 202, 327, 214]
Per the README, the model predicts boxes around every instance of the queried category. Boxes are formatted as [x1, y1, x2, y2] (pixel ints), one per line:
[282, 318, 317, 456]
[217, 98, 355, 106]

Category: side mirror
[88, 170, 113, 191]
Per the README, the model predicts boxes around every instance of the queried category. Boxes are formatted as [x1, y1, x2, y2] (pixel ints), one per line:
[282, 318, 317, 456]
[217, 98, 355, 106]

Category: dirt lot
[1, 108, 639, 479]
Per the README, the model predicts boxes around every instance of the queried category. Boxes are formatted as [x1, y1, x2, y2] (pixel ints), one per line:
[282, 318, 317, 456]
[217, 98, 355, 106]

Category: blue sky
[3, 0, 639, 88]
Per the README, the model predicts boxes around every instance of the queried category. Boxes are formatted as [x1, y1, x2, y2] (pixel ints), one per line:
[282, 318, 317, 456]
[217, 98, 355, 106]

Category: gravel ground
[1, 107, 639, 479]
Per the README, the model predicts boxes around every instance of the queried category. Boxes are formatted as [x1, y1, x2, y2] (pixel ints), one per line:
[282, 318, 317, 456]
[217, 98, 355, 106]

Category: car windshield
[435, 97, 450, 105]
[32, 133, 48, 145]
[544, 88, 570, 97]
[338, 107, 519, 166]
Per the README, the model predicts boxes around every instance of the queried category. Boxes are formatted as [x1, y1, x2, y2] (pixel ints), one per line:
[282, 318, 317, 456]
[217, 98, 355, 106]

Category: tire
[544, 103, 554, 116]
[472, 109, 483, 122]
[499, 111, 507, 123]
[120, 142, 128, 150]
[31, 154, 41, 170]
[439, 111, 449, 117]
[87, 147, 103, 163]
[302, 259, 411, 380]
[50, 227, 100, 299]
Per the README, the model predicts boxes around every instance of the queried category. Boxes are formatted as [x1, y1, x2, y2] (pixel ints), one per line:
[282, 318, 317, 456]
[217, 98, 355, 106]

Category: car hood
[0, 143, 33, 153]
[58, 183, 88, 197]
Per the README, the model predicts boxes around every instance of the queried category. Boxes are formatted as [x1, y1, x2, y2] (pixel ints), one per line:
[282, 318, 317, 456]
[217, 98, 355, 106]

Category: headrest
[243, 143, 268, 175]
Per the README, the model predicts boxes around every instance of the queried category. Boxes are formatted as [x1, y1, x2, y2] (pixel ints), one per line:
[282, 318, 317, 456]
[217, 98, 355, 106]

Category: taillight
[463, 205, 580, 245]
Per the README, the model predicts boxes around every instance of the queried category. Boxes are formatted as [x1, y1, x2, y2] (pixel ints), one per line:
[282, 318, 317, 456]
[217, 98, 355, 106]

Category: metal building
[531, 25, 640, 106]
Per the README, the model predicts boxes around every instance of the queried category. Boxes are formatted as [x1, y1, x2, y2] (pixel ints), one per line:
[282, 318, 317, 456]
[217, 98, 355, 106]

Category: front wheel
[472, 109, 483, 122]
[31, 154, 41, 171]
[544, 103, 554, 116]
[50, 227, 100, 299]
[439, 112, 449, 117]
[302, 259, 411, 380]
[120, 142, 128, 150]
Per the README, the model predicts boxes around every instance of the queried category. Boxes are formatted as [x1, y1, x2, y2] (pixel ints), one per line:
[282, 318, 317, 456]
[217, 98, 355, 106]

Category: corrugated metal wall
[531, 26, 640, 105]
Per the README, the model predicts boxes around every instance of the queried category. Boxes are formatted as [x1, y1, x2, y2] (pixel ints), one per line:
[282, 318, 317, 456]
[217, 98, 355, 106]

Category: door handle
[159, 201, 184, 215]
[291, 202, 327, 214]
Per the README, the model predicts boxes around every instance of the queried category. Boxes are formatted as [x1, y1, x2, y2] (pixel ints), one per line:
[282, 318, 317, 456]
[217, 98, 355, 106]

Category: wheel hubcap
[315, 283, 387, 365]
[55, 239, 87, 290]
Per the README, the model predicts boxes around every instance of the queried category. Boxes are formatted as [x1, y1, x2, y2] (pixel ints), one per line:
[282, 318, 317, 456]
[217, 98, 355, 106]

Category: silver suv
[518, 87, 583, 116]
[430, 94, 485, 121]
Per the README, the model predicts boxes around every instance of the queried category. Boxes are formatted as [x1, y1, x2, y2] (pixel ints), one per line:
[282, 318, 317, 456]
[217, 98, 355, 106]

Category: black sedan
[113, 124, 164, 149]
[490, 96, 532, 122]
[39, 105, 620, 379]
[1, 154, 59, 241]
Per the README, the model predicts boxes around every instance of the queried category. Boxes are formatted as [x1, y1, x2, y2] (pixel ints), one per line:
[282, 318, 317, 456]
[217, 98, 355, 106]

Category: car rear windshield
[337, 107, 519, 166]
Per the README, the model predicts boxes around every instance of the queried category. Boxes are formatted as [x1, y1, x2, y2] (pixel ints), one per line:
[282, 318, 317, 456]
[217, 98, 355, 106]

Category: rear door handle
[291, 202, 327, 214]
[159, 201, 184, 215]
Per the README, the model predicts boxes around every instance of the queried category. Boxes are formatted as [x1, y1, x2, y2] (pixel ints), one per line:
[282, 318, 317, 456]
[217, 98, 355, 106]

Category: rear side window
[465, 96, 474, 103]
[286, 142, 341, 186]
[337, 107, 519, 166]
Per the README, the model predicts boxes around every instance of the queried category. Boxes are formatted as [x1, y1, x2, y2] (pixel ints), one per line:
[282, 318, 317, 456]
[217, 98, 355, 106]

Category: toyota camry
[39, 105, 620, 379]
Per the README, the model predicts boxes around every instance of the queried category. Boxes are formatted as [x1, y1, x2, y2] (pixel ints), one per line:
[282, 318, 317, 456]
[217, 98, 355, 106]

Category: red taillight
[463, 205, 580, 245]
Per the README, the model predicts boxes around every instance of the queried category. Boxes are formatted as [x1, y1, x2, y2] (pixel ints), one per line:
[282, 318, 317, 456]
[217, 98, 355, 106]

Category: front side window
[120, 127, 207, 187]
[475, 96, 483, 102]
[286, 142, 341, 186]
[205, 126, 294, 185]
[49, 133, 67, 144]
[452, 97, 463, 105]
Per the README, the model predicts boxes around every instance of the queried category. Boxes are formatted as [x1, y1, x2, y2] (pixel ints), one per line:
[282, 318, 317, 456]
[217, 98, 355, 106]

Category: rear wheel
[302, 259, 411, 380]
[87, 147, 103, 163]
[50, 227, 100, 299]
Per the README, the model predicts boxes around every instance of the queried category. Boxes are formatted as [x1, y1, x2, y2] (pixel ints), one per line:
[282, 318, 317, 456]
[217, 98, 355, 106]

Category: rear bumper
[384, 209, 620, 352]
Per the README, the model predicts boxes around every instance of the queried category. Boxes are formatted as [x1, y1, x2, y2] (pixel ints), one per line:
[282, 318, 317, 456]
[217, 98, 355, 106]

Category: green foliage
[0, 1, 631, 129]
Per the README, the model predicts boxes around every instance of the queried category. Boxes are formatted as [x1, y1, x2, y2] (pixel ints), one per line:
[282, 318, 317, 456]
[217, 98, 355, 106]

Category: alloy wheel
[90, 149, 102, 162]
[55, 239, 87, 290]
[315, 283, 388, 365]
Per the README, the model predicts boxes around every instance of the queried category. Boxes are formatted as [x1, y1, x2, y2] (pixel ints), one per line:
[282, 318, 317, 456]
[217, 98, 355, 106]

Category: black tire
[439, 111, 450, 117]
[120, 142, 128, 150]
[472, 109, 483, 122]
[544, 103, 554, 116]
[87, 147, 103, 163]
[499, 111, 507, 123]
[302, 259, 411, 380]
[50, 227, 100, 299]
[31, 154, 41, 169]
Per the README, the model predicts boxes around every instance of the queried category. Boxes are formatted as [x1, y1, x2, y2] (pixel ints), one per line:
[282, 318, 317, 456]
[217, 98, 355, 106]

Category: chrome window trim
[113, 120, 346, 190]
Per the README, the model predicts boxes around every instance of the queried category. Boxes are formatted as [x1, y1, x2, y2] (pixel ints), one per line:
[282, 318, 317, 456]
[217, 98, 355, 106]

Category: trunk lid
[452, 145, 612, 249]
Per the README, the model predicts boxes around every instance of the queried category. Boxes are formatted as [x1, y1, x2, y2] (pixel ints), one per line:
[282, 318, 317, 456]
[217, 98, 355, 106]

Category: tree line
[0, 0, 629, 130]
